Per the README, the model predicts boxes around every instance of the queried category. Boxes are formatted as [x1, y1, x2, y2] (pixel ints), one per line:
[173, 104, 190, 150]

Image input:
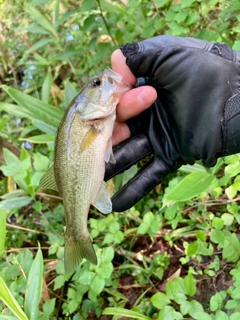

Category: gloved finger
[111, 157, 175, 212]
[120, 36, 211, 79]
[105, 134, 152, 181]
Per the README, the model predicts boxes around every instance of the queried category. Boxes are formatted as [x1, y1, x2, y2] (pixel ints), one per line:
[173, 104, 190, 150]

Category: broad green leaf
[25, 5, 57, 37]
[188, 300, 204, 317]
[0, 102, 34, 120]
[41, 68, 53, 103]
[32, 119, 57, 134]
[150, 292, 170, 309]
[0, 210, 6, 257]
[155, 0, 169, 8]
[64, 80, 78, 107]
[181, 0, 196, 8]
[24, 246, 43, 320]
[2, 85, 62, 128]
[0, 196, 32, 211]
[194, 312, 212, 320]
[184, 273, 196, 296]
[0, 277, 29, 320]
[158, 305, 182, 320]
[102, 307, 151, 320]
[221, 213, 234, 226]
[42, 298, 56, 316]
[90, 275, 105, 295]
[179, 163, 208, 173]
[233, 40, 240, 50]
[20, 134, 55, 144]
[230, 313, 240, 320]
[164, 172, 214, 204]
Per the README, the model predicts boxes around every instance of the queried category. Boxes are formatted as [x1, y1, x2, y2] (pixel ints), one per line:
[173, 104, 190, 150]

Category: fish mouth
[86, 117, 104, 124]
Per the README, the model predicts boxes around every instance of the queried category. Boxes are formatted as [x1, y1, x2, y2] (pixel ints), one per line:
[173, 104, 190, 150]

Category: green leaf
[0, 210, 6, 258]
[102, 307, 151, 320]
[187, 241, 198, 256]
[101, 247, 115, 263]
[150, 292, 170, 309]
[164, 172, 214, 204]
[0, 277, 29, 320]
[0, 102, 35, 121]
[2, 85, 62, 128]
[24, 246, 43, 320]
[97, 262, 113, 278]
[90, 275, 105, 295]
[158, 305, 182, 320]
[215, 310, 229, 320]
[25, 4, 57, 37]
[188, 300, 204, 317]
[194, 312, 212, 320]
[221, 213, 234, 226]
[210, 229, 225, 245]
[210, 292, 223, 311]
[64, 80, 78, 107]
[41, 68, 53, 103]
[20, 134, 55, 144]
[184, 273, 196, 296]
[42, 298, 56, 316]
[53, 0, 60, 31]
[225, 299, 237, 310]
[1, 148, 30, 180]
[33, 153, 51, 171]
[230, 313, 240, 320]
[181, 0, 196, 8]
[25, 38, 53, 55]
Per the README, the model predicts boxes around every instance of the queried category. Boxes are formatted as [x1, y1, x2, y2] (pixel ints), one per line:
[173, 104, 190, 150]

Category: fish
[40, 67, 130, 273]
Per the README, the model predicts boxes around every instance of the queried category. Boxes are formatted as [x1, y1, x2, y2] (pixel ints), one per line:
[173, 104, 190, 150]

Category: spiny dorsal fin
[40, 164, 59, 192]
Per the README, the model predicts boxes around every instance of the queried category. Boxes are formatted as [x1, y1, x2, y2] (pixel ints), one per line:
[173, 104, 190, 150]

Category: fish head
[76, 67, 130, 121]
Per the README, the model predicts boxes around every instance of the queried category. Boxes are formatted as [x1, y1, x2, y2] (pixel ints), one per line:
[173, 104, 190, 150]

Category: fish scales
[40, 68, 130, 273]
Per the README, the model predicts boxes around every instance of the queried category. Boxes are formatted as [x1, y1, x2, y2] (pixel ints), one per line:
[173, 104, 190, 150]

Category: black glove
[105, 35, 240, 212]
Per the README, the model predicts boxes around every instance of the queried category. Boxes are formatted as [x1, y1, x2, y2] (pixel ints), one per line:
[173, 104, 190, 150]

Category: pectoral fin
[40, 164, 58, 192]
[105, 138, 116, 164]
[92, 182, 112, 214]
[81, 127, 100, 151]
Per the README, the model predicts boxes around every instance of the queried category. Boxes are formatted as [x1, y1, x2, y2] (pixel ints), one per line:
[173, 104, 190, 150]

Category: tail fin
[64, 235, 97, 273]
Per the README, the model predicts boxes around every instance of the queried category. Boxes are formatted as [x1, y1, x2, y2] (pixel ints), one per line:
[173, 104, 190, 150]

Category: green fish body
[40, 68, 130, 273]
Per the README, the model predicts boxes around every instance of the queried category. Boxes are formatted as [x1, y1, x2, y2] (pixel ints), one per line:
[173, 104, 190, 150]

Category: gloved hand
[105, 35, 240, 212]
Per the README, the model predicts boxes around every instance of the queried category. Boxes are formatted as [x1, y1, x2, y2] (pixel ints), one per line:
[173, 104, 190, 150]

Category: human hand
[105, 36, 240, 212]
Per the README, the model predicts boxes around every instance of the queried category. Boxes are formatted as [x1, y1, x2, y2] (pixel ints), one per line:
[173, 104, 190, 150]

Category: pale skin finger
[111, 49, 157, 146]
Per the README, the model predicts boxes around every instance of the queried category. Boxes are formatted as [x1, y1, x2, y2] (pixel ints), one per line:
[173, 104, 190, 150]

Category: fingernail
[137, 87, 157, 107]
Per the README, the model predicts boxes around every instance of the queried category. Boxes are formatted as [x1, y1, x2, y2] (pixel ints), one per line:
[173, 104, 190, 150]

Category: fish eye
[92, 77, 101, 87]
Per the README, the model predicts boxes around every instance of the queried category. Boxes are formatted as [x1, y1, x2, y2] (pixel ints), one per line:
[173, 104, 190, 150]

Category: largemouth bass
[40, 68, 130, 273]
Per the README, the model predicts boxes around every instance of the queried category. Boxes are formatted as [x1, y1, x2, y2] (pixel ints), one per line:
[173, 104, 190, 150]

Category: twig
[96, 0, 116, 46]
[184, 197, 240, 214]
[6, 247, 49, 253]
[37, 192, 62, 200]
[6, 223, 47, 235]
